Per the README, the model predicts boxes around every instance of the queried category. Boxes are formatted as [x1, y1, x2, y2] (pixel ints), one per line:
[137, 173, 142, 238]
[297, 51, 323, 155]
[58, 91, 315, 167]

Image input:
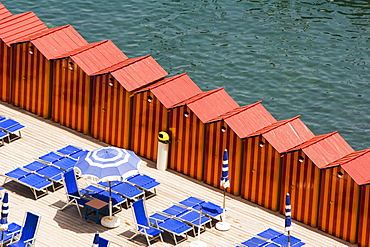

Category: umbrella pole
[222, 187, 226, 222]
[1, 230, 3, 247]
[288, 230, 291, 247]
[108, 181, 112, 218]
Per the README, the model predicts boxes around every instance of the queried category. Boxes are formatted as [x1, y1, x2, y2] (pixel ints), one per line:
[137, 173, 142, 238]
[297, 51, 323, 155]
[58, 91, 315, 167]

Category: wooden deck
[0, 101, 354, 247]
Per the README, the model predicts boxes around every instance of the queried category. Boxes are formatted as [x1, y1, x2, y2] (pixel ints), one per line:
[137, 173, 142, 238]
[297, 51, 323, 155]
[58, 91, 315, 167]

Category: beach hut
[318, 149, 369, 244]
[241, 116, 314, 211]
[11, 25, 87, 118]
[90, 55, 168, 149]
[0, 11, 47, 103]
[280, 131, 354, 227]
[204, 101, 276, 196]
[52, 40, 128, 134]
[0, 3, 11, 20]
[131, 73, 201, 161]
[168, 88, 239, 180]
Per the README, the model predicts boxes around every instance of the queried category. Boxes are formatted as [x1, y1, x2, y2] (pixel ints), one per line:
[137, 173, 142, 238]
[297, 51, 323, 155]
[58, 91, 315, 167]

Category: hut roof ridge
[0, 2, 12, 20]
[210, 101, 264, 122]
[328, 148, 370, 167]
[287, 131, 338, 152]
[185, 88, 224, 105]
[147, 73, 187, 91]
[29, 25, 70, 40]
[248, 115, 301, 137]
[69, 40, 110, 56]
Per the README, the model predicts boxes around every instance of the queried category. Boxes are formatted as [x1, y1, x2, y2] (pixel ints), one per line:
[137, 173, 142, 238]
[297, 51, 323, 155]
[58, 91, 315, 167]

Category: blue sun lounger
[0, 118, 25, 142]
[178, 196, 224, 221]
[38, 152, 64, 163]
[0, 129, 9, 146]
[23, 160, 64, 191]
[98, 181, 144, 207]
[81, 185, 126, 213]
[50, 157, 77, 171]
[126, 174, 160, 198]
[149, 212, 192, 245]
[161, 204, 212, 235]
[3, 168, 53, 199]
[56, 145, 89, 160]
[0, 222, 22, 244]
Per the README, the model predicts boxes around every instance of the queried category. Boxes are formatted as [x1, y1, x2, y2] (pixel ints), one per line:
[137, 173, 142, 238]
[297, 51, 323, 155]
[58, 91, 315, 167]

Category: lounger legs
[59, 199, 82, 218]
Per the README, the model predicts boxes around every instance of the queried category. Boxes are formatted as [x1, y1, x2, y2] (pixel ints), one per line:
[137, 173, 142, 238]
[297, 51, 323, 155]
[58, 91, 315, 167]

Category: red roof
[0, 3, 11, 20]
[29, 25, 88, 60]
[134, 73, 202, 108]
[248, 116, 315, 153]
[0, 11, 48, 46]
[68, 40, 128, 76]
[173, 88, 239, 123]
[330, 149, 370, 185]
[287, 131, 354, 169]
[109, 55, 168, 92]
[209, 101, 277, 138]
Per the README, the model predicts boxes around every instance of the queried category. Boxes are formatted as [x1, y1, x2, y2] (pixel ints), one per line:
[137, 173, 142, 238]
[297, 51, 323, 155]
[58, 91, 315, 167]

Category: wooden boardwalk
[0, 102, 354, 247]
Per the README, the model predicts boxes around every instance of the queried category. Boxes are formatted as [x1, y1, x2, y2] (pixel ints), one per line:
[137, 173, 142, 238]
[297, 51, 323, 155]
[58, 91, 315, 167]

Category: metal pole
[288, 230, 291, 247]
[222, 187, 226, 222]
[197, 206, 202, 242]
[108, 181, 112, 218]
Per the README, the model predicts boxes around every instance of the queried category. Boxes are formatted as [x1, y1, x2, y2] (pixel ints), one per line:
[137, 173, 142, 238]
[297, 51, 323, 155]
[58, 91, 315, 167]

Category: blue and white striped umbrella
[92, 232, 99, 247]
[285, 193, 292, 231]
[0, 191, 9, 231]
[74, 147, 146, 183]
[220, 149, 230, 189]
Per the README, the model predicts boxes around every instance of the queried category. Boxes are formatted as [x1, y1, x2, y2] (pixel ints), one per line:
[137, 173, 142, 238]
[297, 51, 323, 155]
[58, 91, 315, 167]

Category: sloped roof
[247, 116, 315, 153]
[108, 55, 168, 92]
[0, 11, 48, 46]
[0, 3, 11, 20]
[287, 131, 354, 169]
[29, 25, 88, 60]
[134, 73, 202, 108]
[172, 88, 239, 123]
[330, 149, 370, 185]
[68, 40, 128, 76]
[208, 101, 277, 138]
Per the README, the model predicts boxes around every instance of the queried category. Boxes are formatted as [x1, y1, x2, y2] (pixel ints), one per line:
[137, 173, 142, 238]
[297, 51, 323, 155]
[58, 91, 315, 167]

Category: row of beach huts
[1, 3, 369, 246]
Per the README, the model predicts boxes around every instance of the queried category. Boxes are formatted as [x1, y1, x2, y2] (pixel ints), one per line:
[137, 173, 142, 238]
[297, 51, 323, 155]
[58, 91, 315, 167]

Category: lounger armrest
[148, 215, 165, 227]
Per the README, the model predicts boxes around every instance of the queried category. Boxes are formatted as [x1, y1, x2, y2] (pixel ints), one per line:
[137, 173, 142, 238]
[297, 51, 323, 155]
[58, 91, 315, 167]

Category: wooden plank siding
[318, 166, 360, 244]
[358, 185, 370, 247]
[52, 58, 91, 134]
[203, 121, 243, 196]
[131, 91, 168, 162]
[0, 102, 354, 247]
[241, 136, 282, 211]
[11, 43, 51, 118]
[0, 40, 11, 102]
[91, 75, 130, 149]
[169, 106, 205, 180]
[280, 151, 321, 227]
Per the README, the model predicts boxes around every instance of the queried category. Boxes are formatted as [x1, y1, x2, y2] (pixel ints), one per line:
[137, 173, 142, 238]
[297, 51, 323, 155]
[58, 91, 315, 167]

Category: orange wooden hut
[11, 25, 87, 118]
[203, 101, 276, 196]
[51, 40, 128, 134]
[0, 3, 11, 20]
[241, 116, 314, 211]
[90, 55, 168, 149]
[168, 88, 239, 180]
[0, 11, 47, 103]
[318, 149, 369, 244]
[131, 73, 202, 161]
[280, 131, 354, 227]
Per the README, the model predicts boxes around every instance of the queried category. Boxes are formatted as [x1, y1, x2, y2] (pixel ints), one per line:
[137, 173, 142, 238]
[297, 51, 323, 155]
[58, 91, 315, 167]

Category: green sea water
[3, 0, 370, 150]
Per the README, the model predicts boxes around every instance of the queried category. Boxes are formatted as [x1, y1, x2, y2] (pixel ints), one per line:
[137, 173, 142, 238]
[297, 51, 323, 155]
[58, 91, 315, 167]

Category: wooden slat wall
[12, 43, 51, 118]
[318, 166, 359, 243]
[0, 40, 11, 102]
[281, 151, 321, 227]
[241, 136, 281, 211]
[131, 91, 168, 162]
[91, 75, 130, 149]
[358, 185, 370, 247]
[203, 121, 243, 195]
[169, 106, 204, 180]
[52, 58, 91, 134]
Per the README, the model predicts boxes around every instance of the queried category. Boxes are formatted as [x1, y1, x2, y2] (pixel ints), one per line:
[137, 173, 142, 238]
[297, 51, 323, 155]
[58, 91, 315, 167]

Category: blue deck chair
[257, 228, 283, 241]
[272, 235, 305, 247]
[0, 118, 25, 142]
[161, 204, 212, 235]
[99, 181, 144, 207]
[149, 212, 192, 245]
[3, 168, 53, 199]
[0, 222, 22, 244]
[240, 237, 269, 247]
[8, 212, 40, 247]
[130, 198, 163, 246]
[51, 157, 77, 171]
[56, 145, 82, 156]
[38, 151, 64, 163]
[69, 150, 89, 160]
[60, 169, 92, 217]
[126, 174, 160, 198]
